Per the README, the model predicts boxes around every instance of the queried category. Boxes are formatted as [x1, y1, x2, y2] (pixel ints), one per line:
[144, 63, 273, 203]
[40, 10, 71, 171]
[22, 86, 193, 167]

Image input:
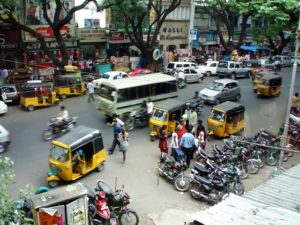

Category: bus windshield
[98, 85, 116, 101]
[50, 145, 69, 162]
[152, 109, 167, 121]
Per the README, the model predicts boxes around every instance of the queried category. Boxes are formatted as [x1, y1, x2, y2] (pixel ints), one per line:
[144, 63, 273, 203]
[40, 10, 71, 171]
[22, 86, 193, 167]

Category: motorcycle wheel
[158, 163, 166, 177]
[239, 165, 249, 179]
[118, 209, 139, 225]
[174, 175, 190, 192]
[125, 117, 135, 131]
[42, 130, 53, 141]
[283, 154, 288, 162]
[190, 184, 202, 200]
[208, 189, 221, 205]
[266, 152, 278, 166]
[246, 159, 260, 174]
[233, 181, 245, 196]
[257, 154, 266, 168]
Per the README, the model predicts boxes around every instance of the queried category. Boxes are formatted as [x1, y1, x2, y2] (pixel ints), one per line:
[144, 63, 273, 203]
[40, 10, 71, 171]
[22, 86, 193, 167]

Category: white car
[196, 61, 219, 77]
[174, 68, 204, 83]
[93, 71, 129, 89]
[0, 124, 10, 153]
[0, 101, 8, 115]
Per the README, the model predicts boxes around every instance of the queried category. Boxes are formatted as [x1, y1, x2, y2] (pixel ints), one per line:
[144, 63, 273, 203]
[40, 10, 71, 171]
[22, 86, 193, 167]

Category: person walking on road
[119, 127, 129, 165]
[86, 80, 95, 102]
[189, 107, 198, 135]
[159, 125, 168, 157]
[170, 126, 179, 157]
[108, 118, 122, 155]
[180, 126, 195, 168]
[183, 105, 191, 128]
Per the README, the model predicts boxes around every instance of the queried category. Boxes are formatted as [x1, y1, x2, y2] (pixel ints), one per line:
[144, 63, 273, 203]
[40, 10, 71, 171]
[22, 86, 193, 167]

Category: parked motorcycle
[158, 149, 190, 192]
[42, 116, 78, 141]
[126, 109, 148, 131]
[87, 180, 139, 225]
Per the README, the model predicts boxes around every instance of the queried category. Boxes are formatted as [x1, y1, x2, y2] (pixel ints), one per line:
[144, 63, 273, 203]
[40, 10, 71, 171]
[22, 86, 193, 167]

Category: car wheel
[0, 144, 7, 154]
[198, 77, 203, 83]
[235, 94, 241, 101]
[206, 71, 212, 77]
[215, 99, 220, 105]
[246, 63, 252, 67]
[231, 73, 236, 80]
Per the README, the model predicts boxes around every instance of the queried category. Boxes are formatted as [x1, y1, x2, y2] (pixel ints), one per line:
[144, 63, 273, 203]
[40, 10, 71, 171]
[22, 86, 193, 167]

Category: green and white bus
[95, 73, 178, 119]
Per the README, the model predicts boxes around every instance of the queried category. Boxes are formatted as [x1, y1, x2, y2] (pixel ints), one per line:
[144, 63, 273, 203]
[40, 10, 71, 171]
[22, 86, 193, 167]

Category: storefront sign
[109, 32, 129, 43]
[24, 24, 75, 41]
[0, 30, 21, 50]
[25, 40, 78, 50]
[78, 28, 107, 42]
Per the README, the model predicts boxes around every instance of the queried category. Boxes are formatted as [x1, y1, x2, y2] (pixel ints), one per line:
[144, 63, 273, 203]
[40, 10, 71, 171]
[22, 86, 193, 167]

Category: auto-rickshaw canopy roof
[21, 82, 52, 89]
[261, 74, 282, 86]
[52, 125, 102, 151]
[213, 101, 245, 115]
[154, 98, 186, 112]
[30, 182, 88, 209]
[56, 75, 82, 80]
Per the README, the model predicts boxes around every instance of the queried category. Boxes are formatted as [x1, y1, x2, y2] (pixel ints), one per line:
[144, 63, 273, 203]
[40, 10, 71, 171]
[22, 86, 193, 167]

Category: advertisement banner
[0, 30, 21, 50]
[109, 32, 125, 42]
[25, 0, 73, 25]
[84, 19, 100, 27]
[78, 28, 107, 42]
[189, 29, 197, 41]
[24, 24, 75, 41]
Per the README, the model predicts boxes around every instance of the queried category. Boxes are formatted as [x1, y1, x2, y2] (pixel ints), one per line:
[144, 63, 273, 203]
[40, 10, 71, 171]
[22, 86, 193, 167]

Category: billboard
[84, 19, 100, 27]
[25, 0, 73, 25]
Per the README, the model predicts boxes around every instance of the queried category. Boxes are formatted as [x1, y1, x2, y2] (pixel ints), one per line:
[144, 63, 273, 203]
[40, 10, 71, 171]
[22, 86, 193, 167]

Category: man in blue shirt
[180, 125, 195, 168]
[108, 118, 122, 155]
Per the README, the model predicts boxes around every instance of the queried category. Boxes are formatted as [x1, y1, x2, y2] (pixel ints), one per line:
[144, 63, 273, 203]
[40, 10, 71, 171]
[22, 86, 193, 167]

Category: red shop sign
[109, 32, 125, 41]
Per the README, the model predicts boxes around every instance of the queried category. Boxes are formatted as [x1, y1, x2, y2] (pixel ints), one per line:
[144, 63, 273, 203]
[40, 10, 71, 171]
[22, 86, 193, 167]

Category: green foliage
[0, 156, 34, 225]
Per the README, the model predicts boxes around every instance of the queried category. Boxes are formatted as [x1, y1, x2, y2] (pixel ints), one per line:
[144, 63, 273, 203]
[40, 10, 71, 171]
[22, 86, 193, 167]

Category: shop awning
[240, 45, 271, 52]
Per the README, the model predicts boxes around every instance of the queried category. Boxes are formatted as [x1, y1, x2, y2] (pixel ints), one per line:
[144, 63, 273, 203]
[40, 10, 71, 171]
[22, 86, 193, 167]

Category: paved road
[1, 67, 300, 224]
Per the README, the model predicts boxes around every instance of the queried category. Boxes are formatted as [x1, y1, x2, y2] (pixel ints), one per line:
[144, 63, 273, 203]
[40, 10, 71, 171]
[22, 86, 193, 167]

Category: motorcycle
[87, 180, 139, 225]
[126, 109, 148, 131]
[42, 116, 78, 141]
[186, 97, 204, 115]
[158, 149, 190, 192]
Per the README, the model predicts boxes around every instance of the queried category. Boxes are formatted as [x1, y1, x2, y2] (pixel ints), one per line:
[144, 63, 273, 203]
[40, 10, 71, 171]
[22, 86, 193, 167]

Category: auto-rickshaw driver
[72, 149, 83, 173]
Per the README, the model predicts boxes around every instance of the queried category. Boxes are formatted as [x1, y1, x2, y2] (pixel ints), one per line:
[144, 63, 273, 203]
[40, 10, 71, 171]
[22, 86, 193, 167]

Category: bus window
[99, 85, 115, 101]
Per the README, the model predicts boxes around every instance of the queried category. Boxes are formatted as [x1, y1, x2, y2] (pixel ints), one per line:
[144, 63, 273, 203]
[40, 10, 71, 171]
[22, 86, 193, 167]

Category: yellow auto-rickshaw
[54, 75, 86, 99]
[47, 125, 106, 188]
[207, 101, 245, 138]
[20, 81, 59, 111]
[149, 99, 186, 141]
[64, 65, 81, 77]
[256, 74, 282, 98]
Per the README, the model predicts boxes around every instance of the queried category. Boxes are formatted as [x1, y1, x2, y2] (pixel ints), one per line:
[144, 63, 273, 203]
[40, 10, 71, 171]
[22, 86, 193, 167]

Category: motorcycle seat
[194, 163, 211, 174]
[194, 175, 212, 186]
[200, 150, 215, 160]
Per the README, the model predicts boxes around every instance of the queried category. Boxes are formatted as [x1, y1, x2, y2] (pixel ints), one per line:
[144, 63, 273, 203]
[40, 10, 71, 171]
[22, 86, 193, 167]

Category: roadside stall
[30, 183, 89, 225]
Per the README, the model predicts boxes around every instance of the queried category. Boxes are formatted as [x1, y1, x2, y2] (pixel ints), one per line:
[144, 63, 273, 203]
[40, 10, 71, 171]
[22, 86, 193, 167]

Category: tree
[252, 0, 299, 54]
[199, 0, 258, 55]
[112, 0, 181, 69]
[0, 156, 34, 224]
[0, 0, 123, 70]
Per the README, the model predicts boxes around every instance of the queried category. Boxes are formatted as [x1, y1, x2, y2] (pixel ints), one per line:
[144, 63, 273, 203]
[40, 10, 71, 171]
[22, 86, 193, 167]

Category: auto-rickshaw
[256, 74, 282, 98]
[54, 75, 86, 99]
[149, 99, 186, 141]
[20, 81, 59, 111]
[47, 125, 106, 188]
[207, 101, 245, 138]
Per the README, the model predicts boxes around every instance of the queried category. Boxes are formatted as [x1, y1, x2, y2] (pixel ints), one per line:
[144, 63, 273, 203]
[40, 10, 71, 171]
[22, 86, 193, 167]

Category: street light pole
[276, 7, 300, 174]
[189, 0, 195, 57]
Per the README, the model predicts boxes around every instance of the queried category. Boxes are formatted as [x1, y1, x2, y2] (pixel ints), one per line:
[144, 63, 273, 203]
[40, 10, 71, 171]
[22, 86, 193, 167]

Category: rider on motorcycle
[56, 106, 69, 128]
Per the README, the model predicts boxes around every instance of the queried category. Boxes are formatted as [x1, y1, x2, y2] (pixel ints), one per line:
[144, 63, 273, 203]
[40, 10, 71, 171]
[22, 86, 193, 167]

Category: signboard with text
[78, 28, 107, 42]
[189, 29, 197, 40]
[0, 30, 21, 50]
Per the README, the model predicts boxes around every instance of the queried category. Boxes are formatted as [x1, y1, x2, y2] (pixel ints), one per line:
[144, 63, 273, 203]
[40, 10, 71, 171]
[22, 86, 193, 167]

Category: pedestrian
[180, 126, 195, 168]
[291, 93, 300, 113]
[158, 125, 168, 157]
[193, 91, 199, 99]
[146, 98, 154, 117]
[198, 130, 207, 150]
[183, 105, 191, 128]
[170, 126, 179, 157]
[86, 79, 95, 102]
[177, 119, 186, 143]
[119, 127, 129, 165]
[189, 107, 198, 135]
[196, 120, 206, 137]
[108, 117, 122, 155]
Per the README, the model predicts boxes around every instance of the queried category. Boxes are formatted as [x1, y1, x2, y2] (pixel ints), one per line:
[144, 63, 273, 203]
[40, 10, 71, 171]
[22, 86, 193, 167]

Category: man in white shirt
[56, 105, 69, 126]
[86, 80, 95, 102]
[146, 98, 154, 115]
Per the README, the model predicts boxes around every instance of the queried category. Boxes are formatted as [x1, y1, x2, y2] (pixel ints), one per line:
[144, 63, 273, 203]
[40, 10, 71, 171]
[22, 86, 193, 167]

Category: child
[119, 127, 129, 165]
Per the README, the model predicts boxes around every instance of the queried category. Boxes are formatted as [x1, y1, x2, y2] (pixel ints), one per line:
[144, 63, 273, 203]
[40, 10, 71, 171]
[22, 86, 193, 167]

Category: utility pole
[276, 6, 300, 174]
[189, 0, 195, 57]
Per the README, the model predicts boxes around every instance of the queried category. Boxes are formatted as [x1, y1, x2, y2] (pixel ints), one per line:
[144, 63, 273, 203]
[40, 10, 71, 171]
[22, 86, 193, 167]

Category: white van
[93, 71, 129, 89]
[274, 55, 293, 67]
[164, 61, 197, 74]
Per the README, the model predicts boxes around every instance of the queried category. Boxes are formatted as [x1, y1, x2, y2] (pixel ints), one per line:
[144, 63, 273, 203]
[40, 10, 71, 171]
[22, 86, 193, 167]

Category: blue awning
[240, 45, 272, 52]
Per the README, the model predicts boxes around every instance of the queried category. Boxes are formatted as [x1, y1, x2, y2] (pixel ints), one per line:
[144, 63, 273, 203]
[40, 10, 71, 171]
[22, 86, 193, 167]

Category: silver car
[199, 79, 241, 105]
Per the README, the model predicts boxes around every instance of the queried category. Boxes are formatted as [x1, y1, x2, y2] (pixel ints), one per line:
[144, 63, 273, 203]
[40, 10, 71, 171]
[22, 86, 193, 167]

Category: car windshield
[101, 74, 110, 79]
[218, 62, 228, 68]
[152, 109, 167, 121]
[208, 81, 224, 91]
[50, 145, 69, 162]
[209, 110, 225, 122]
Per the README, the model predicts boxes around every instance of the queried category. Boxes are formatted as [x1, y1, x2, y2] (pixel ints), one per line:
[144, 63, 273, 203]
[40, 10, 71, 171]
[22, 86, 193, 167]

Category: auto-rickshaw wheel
[0, 144, 7, 154]
[48, 180, 59, 188]
[97, 163, 105, 172]
[150, 136, 155, 142]
[27, 105, 34, 112]
[61, 94, 67, 99]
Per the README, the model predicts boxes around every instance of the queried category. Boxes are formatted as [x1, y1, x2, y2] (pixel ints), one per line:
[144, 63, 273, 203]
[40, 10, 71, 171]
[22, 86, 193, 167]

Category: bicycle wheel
[119, 209, 139, 225]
